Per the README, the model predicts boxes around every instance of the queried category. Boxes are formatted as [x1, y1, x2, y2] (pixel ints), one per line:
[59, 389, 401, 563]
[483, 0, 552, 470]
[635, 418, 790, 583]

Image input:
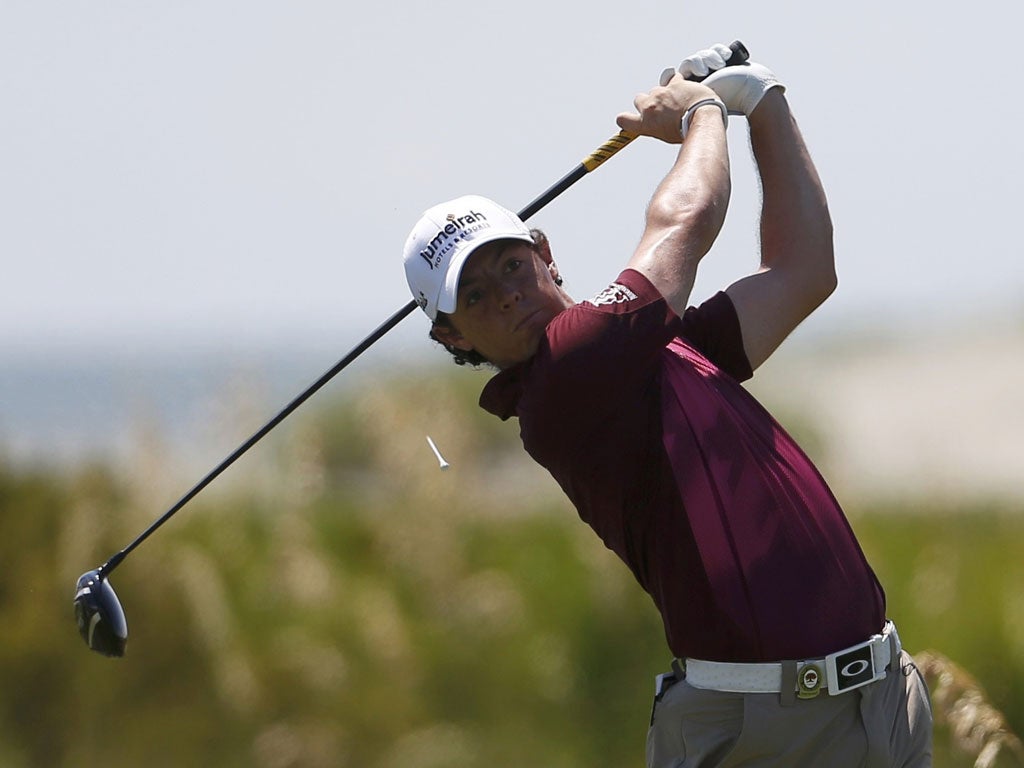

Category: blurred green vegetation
[1, 367, 1022, 767]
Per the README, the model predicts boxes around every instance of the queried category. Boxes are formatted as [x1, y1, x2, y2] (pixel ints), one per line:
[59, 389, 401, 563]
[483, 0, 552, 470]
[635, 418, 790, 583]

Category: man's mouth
[514, 309, 541, 333]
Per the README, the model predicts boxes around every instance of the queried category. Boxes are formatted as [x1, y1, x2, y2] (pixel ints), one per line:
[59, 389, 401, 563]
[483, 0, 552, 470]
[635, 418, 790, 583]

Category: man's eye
[505, 258, 522, 272]
[465, 291, 482, 306]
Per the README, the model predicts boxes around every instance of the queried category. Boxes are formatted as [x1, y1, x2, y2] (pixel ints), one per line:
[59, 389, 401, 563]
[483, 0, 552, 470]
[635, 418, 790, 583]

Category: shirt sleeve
[478, 269, 683, 422]
[597, 269, 753, 383]
[551, 269, 683, 364]
[525, 269, 684, 421]
[679, 290, 754, 383]
[497, 271, 752, 435]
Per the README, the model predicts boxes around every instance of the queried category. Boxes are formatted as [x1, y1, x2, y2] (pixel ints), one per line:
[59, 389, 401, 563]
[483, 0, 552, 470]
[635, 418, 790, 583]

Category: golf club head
[74, 570, 128, 657]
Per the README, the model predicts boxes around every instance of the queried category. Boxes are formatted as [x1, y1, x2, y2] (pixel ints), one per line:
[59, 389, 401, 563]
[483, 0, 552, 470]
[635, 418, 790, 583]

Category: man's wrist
[746, 86, 788, 127]
[680, 98, 728, 139]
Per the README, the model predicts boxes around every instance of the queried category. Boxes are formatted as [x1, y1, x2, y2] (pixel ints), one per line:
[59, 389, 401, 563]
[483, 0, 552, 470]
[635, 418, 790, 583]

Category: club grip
[690, 40, 749, 82]
[581, 131, 637, 172]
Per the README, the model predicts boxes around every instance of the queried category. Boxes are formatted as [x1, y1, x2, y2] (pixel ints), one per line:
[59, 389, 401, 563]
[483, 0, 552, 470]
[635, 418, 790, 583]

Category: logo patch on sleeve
[587, 282, 638, 306]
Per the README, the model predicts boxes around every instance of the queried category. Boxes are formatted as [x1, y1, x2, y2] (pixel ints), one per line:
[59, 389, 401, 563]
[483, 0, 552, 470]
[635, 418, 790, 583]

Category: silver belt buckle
[825, 637, 879, 695]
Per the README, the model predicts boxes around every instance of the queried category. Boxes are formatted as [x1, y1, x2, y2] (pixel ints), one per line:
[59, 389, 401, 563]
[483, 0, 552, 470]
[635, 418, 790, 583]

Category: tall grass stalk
[917, 651, 1024, 767]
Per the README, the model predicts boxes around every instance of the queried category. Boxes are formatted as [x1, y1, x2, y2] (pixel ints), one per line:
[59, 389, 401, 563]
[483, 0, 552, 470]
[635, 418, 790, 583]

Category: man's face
[434, 239, 571, 369]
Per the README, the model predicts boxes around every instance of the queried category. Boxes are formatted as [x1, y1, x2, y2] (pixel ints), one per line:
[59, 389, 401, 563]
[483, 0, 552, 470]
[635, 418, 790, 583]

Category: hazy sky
[3, 1, 1022, 359]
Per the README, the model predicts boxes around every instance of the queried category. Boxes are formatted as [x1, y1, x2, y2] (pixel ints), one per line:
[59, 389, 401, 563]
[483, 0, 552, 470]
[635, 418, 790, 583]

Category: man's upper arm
[724, 264, 836, 371]
[626, 108, 731, 318]
[726, 90, 837, 371]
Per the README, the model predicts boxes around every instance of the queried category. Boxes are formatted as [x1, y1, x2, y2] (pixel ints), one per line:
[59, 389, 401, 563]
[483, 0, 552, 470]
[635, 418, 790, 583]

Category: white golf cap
[403, 194, 534, 321]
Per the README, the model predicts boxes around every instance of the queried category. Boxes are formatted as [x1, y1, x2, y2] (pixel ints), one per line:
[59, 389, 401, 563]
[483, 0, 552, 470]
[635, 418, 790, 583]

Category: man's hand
[616, 75, 723, 144]
[661, 43, 784, 118]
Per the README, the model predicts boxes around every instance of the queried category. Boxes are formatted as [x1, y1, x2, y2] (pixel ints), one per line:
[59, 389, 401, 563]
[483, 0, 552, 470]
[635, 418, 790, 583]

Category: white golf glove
[660, 43, 784, 117]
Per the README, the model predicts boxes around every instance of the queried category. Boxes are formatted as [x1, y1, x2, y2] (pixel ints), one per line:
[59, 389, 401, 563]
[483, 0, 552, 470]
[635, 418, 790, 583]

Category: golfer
[403, 44, 932, 767]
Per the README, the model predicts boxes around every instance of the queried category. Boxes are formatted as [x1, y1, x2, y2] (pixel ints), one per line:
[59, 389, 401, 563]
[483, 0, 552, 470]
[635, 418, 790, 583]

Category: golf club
[74, 40, 749, 657]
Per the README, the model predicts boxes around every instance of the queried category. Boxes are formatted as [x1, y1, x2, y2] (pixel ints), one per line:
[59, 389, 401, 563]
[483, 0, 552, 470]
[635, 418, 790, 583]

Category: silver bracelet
[680, 98, 728, 139]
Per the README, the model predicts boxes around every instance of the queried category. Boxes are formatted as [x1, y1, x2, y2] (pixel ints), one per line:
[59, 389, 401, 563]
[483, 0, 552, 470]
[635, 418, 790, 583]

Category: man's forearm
[647, 107, 731, 244]
[749, 89, 836, 299]
[630, 108, 731, 315]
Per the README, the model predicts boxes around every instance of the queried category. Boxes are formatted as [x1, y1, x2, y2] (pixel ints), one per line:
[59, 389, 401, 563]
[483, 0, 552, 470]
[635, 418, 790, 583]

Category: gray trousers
[646, 651, 933, 767]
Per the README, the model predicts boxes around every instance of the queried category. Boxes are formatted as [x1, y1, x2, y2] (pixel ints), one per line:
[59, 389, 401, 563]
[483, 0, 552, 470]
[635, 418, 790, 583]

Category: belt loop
[779, 660, 797, 707]
[672, 658, 685, 679]
[887, 631, 900, 672]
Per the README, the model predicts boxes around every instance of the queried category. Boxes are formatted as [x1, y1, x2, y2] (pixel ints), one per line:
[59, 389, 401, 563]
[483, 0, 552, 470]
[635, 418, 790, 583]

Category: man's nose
[497, 281, 522, 310]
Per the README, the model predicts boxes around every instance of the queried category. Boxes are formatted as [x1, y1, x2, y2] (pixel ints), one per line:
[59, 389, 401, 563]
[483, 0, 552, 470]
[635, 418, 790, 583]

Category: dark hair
[429, 228, 556, 368]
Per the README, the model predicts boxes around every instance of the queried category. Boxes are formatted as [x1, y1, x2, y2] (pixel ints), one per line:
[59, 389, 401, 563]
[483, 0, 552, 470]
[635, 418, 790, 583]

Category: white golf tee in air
[425, 435, 450, 471]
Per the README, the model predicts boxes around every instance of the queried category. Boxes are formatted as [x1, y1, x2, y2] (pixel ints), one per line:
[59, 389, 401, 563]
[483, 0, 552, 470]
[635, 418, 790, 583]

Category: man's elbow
[818, 252, 838, 301]
[787, 225, 837, 312]
[647, 193, 729, 256]
[806, 238, 838, 308]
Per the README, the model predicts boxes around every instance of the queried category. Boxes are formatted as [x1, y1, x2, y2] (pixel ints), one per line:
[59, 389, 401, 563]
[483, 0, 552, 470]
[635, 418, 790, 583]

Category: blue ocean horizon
[0, 325, 433, 474]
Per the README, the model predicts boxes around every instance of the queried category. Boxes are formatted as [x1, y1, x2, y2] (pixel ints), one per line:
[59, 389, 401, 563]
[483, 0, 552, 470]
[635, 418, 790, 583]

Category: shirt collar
[479, 361, 530, 420]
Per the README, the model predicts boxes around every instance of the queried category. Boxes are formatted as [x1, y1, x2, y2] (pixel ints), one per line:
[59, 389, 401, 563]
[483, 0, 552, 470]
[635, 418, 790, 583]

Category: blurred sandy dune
[751, 322, 1024, 505]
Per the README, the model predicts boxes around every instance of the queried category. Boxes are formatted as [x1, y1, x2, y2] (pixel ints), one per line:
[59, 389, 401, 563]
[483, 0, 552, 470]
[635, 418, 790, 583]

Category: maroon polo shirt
[480, 269, 885, 662]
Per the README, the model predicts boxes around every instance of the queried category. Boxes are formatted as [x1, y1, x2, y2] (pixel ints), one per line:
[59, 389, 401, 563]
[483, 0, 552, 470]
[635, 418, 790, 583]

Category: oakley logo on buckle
[826, 640, 878, 695]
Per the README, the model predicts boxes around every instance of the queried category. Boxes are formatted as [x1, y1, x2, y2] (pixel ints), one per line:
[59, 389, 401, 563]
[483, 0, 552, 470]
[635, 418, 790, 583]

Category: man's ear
[534, 231, 553, 266]
[431, 322, 474, 352]
[532, 232, 561, 284]
[548, 259, 562, 285]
